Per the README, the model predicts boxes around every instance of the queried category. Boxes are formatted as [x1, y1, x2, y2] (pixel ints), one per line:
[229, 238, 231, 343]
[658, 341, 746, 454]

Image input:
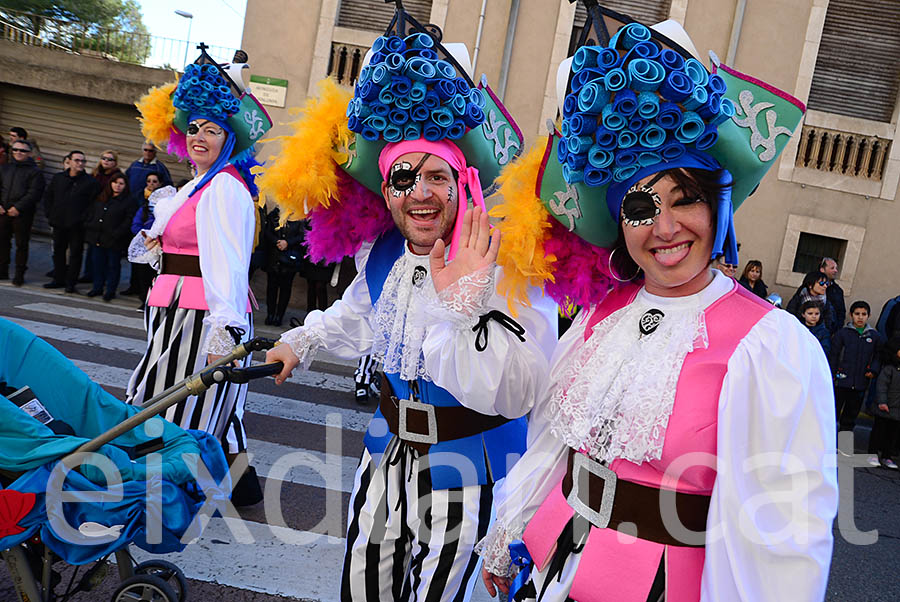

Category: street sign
[249, 75, 288, 108]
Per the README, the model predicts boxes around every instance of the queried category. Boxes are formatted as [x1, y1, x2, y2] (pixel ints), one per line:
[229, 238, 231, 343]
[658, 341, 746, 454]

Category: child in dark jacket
[800, 300, 830, 357]
[830, 300, 884, 434]
[868, 336, 900, 469]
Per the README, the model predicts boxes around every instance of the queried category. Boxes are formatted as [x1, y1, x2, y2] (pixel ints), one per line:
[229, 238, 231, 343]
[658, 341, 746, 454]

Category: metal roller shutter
[807, 0, 900, 123]
[574, 0, 672, 28]
[337, 0, 433, 32]
[0, 84, 192, 232]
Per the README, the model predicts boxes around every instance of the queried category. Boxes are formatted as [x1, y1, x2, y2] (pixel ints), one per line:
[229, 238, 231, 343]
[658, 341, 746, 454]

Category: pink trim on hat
[379, 138, 486, 260]
[715, 63, 807, 113]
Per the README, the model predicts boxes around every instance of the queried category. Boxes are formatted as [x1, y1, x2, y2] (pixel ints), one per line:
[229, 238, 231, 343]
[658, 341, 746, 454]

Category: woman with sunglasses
[786, 271, 837, 333]
[90, 149, 123, 189]
[126, 52, 272, 505]
[477, 16, 837, 602]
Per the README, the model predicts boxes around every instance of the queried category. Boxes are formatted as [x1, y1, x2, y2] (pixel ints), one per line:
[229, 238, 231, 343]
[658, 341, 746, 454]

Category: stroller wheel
[134, 560, 188, 602]
[111, 574, 178, 602]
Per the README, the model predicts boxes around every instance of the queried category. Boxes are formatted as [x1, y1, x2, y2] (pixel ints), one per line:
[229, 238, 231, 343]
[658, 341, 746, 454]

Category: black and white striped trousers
[341, 439, 492, 601]
[125, 302, 252, 453]
[355, 355, 380, 387]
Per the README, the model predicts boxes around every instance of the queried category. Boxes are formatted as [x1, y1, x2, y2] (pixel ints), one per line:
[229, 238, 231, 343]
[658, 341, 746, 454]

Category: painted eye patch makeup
[388, 154, 430, 197]
[621, 173, 665, 227]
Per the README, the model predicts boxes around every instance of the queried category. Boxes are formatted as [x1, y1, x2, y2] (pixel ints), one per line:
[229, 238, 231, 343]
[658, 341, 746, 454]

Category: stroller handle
[67, 338, 280, 457]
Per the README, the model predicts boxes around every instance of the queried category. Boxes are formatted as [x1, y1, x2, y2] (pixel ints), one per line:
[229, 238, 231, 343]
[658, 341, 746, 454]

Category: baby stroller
[0, 317, 281, 602]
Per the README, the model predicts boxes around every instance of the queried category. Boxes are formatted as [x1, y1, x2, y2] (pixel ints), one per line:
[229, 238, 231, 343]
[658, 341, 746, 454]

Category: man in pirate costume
[476, 3, 838, 601]
[260, 7, 558, 601]
[127, 45, 273, 504]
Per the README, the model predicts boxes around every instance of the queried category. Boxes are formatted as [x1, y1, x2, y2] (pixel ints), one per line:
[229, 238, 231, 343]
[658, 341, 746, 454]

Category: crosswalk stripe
[16, 302, 145, 331]
[70, 359, 372, 432]
[248, 438, 359, 493]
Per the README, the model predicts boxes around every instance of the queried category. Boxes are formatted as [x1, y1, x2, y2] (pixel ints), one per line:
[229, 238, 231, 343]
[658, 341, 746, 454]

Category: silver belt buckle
[566, 452, 617, 529]
[398, 398, 438, 445]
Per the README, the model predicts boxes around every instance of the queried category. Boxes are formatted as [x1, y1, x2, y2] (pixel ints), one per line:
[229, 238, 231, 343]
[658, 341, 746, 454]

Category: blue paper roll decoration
[405, 57, 437, 81]
[569, 113, 599, 137]
[614, 149, 638, 168]
[614, 164, 641, 183]
[638, 151, 661, 167]
[447, 120, 466, 140]
[598, 47, 620, 70]
[389, 107, 410, 125]
[378, 86, 395, 105]
[638, 124, 666, 148]
[469, 88, 486, 109]
[660, 141, 686, 161]
[359, 80, 379, 102]
[371, 64, 390, 86]
[683, 58, 709, 87]
[588, 145, 614, 168]
[390, 75, 412, 97]
[563, 94, 579, 118]
[347, 115, 360, 131]
[713, 98, 736, 126]
[424, 121, 444, 141]
[567, 135, 593, 156]
[612, 89, 638, 117]
[658, 48, 685, 72]
[617, 23, 651, 50]
[560, 120, 570, 137]
[698, 93, 721, 120]
[573, 68, 607, 93]
[636, 91, 660, 119]
[617, 129, 638, 149]
[431, 79, 455, 101]
[708, 73, 727, 96]
[566, 151, 588, 172]
[604, 68, 628, 92]
[405, 48, 438, 60]
[557, 137, 569, 163]
[454, 78, 469, 96]
[369, 51, 385, 66]
[562, 164, 584, 184]
[364, 115, 387, 132]
[371, 103, 390, 118]
[627, 117, 648, 133]
[578, 83, 610, 114]
[385, 36, 406, 54]
[695, 123, 719, 150]
[395, 94, 412, 110]
[385, 52, 405, 73]
[432, 107, 454, 128]
[434, 60, 456, 80]
[627, 41, 660, 61]
[628, 59, 665, 92]
[585, 166, 612, 187]
[573, 46, 601, 73]
[358, 66, 372, 83]
[403, 122, 422, 140]
[450, 94, 467, 116]
[405, 32, 434, 49]
[464, 105, 484, 128]
[594, 126, 617, 150]
[383, 124, 403, 142]
[372, 37, 387, 54]
[602, 105, 626, 131]
[357, 104, 372, 119]
[410, 104, 429, 122]
[423, 90, 441, 110]
[659, 71, 693, 102]
[675, 111, 705, 143]
[682, 86, 708, 111]
[656, 102, 682, 129]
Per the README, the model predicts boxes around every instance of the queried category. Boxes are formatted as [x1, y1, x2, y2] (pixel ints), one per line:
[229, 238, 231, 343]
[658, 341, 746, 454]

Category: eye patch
[389, 154, 430, 194]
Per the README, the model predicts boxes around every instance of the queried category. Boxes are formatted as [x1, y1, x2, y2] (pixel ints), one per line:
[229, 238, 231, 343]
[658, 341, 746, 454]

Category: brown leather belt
[379, 374, 511, 454]
[161, 253, 202, 277]
[561, 448, 710, 547]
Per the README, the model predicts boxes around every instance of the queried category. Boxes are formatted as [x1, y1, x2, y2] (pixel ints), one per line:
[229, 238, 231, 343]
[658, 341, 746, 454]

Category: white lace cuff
[428, 265, 496, 330]
[127, 231, 161, 269]
[280, 327, 323, 370]
[204, 325, 237, 356]
[474, 522, 524, 578]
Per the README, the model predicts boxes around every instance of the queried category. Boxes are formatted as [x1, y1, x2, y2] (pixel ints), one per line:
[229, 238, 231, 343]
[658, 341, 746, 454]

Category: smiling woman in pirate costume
[259, 6, 557, 600]
[476, 4, 838, 601]
[126, 46, 272, 504]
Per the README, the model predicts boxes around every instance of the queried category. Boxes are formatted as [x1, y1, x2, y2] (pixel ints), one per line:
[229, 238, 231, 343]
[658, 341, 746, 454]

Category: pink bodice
[522, 281, 773, 602]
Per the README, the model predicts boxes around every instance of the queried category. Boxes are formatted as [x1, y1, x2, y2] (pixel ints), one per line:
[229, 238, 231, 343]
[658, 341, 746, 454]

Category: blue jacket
[362, 229, 527, 489]
[808, 323, 831, 358]
[125, 159, 172, 194]
[830, 324, 883, 390]
[131, 204, 154, 235]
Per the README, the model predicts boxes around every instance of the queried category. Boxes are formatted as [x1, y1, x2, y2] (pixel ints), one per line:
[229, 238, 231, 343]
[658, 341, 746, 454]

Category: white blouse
[280, 241, 559, 419]
[479, 271, 839, 601]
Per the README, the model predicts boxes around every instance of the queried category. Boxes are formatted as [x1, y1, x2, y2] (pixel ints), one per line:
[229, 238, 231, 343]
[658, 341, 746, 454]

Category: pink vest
[146, 165, 252, 311]
[522, 280, 772, 602]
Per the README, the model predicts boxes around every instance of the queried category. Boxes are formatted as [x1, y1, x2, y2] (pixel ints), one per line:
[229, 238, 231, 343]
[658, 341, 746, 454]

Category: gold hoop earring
[608, 247, 641, 283]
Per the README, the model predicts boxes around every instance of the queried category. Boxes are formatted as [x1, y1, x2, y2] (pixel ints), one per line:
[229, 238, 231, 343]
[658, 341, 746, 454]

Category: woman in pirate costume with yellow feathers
[258, 6, 558, 600]
[476, 4, 838, 601]
[126, 47, 272, 503]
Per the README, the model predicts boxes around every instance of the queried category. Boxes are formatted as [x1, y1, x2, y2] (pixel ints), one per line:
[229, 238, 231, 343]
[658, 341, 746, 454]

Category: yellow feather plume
[490, 138, 556, 315]
[135, 81, 178, 147]
[254, 79, 353, 220]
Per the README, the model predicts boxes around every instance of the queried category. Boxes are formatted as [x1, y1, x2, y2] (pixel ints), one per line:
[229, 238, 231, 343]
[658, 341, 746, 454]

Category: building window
[570, 1, 672, 54]
[337, 0, 433, 33]
[791, 232, 845, 275]
[807, 0, 900, 123]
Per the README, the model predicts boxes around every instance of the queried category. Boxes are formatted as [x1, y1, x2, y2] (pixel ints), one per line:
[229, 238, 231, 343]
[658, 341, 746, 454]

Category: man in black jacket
[43, 150, 99, 292]
[0, 140, 44, 285]
[820, 257, 846, 334]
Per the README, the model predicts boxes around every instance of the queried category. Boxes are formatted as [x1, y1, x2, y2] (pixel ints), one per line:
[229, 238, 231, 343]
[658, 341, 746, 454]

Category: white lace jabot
[548, 271, 732, 464]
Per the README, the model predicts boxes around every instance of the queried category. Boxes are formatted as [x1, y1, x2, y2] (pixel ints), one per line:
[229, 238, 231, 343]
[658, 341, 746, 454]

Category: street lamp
[174, 9, 193, 70]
